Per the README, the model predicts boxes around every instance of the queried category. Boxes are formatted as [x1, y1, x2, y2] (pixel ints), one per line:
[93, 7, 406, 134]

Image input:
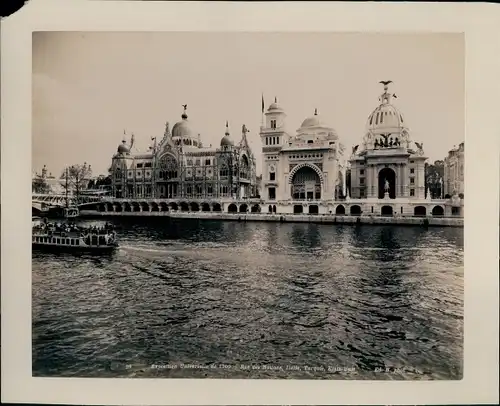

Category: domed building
[348, 81, 432, 216]
[110, 105, 257, 201]
[259, 98, 347, 214]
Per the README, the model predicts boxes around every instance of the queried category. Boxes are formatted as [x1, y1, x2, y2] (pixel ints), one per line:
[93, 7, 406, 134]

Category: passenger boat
[32, 221, 118, 252]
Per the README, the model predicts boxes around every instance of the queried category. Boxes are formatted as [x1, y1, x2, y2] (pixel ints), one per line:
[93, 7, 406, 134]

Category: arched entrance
[293, 205, 303, 214]
[309, 205, 319, 214]
[190, 202, 200, 211]
[228, 203, 237, 213]
[414, 206, 426, 217]
[239, 203, 248, 213]
[432, 205, 444, 216]
[335, 205, 345, 215]
[381, 205, 393, 216]
[212, 203, 222, 212]
[378, 167, 396, 199]
[180, 202, 189, 212]
[290, 165, 322, 200]
[268, 205, 273, 213]
[350, 205, 362, 216]
[201, 203, 210, 212]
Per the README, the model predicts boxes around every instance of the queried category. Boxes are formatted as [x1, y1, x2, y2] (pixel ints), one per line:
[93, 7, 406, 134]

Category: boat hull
[32, 242, 117, 254]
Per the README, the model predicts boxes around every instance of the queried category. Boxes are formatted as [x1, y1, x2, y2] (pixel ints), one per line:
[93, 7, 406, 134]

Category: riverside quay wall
[79, 209, 463, 227]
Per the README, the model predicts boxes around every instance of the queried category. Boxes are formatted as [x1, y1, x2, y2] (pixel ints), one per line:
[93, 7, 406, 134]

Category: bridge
[32, 194, 104, 213]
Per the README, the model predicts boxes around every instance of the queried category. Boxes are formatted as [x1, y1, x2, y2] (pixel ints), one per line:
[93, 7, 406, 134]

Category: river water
[32, 218, 464, 380]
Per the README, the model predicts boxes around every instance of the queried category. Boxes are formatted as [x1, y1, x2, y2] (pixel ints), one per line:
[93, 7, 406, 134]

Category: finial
[181, 104, 188, 119]
[225, 121, 229, 135]
[274, 96, 277, 103]
[314, 108, 318, 116]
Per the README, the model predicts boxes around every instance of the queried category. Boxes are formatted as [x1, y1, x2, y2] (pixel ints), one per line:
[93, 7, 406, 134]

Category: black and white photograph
[1, 2, 499, 405]
[31, 31, 465, 380]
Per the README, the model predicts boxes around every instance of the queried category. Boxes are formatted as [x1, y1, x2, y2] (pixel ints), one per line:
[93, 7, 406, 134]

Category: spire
[225, 120, 230, 135]
[274, 96, 277, 103]
[314, 108, 318, 116]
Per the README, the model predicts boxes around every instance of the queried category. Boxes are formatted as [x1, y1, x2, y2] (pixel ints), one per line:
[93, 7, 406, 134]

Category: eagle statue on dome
[351, 145, 359, 156]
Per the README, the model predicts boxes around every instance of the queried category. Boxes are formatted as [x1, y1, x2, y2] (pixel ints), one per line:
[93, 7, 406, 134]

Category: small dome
[117, 140, 129, 154]
[300, 109, 326, 128]
[267, 97, 284, 113]
[220, 135, 234, 147]
[220, 122, 234, 147]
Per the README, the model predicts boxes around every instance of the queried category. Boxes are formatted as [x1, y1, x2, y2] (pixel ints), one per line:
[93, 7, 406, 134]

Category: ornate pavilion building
[109, 106, 257, 207]
[259, 98, 347, 214]
[346, 82, 463, 217]
[443, 142, 465, 197]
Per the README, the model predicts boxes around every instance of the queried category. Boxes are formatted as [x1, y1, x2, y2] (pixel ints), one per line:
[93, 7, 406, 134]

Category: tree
[32, 175, 51, 194]
[425, 160, 444, 198]
[60, 162, 92, 203]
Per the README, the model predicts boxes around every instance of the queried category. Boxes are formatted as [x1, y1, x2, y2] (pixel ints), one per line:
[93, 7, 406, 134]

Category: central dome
[367, 103, 406, 134]
[117, 140, 129, 154]
[172, 112, 195, 140]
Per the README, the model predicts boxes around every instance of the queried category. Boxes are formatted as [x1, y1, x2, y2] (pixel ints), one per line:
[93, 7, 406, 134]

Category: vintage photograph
[31, 31, 465, 380]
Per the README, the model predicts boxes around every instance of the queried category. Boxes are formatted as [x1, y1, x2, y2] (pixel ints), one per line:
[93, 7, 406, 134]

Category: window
[410, 160, 414, 163]
[187, 159, 193, 166]
[410, 189, 415, 196]
[195, 159, 201, 166]
[410, 168, 415, 174]
[360, 189, 365, 197]
[270, 173, 276, 181]
[360, 178, 365, 185]
[137, 163, 143, 168]
[144, 162, 152, 168]
[268, 187, 276, 200]
[307, 140, 313, 144]
[360, 169, 364, 175]
[205, 159, 211, 165]
[271, 119, 277, 129]
[410, 178, 415, 184]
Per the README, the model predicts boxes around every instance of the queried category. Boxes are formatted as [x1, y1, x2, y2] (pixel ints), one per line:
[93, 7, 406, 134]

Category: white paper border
[2, 0, 499, 404]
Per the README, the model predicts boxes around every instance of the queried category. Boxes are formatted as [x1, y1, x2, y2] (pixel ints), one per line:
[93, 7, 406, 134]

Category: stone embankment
[79, 210, 463, 227]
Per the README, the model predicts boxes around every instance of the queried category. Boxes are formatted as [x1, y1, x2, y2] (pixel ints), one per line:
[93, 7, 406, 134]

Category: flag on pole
[261, 93, 265, 113]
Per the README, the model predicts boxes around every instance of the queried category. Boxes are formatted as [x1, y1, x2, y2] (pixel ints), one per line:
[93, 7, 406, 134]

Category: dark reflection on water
[32, 219, 464, 380]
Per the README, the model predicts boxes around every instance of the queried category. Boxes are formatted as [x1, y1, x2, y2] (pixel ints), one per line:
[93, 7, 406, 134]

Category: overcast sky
[32, 32, 464, 177]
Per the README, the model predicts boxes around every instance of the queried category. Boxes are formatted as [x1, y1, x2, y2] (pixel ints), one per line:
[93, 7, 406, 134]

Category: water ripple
[32, 219, 463, 380]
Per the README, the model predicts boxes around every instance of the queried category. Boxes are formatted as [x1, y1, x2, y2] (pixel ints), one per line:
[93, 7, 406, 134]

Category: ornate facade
[349, 82, 427, 200]
[110, 107, 257, 200]
[259, 98, 347, 213]
[443, 142, 465, 197]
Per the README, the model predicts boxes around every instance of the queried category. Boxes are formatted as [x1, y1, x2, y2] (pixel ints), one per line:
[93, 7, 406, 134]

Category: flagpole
[261, 93, 265, 127]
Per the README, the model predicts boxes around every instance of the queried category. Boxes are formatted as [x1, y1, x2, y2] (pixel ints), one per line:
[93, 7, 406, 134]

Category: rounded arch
[190, 202, 200, 211]
[288, 163, 324, 185]
[212, 203, 222, 212]
[239, 203, 248, 213]
[180, 202, 189, 212]
[432, 205, 444, 216]
[115, 203, 123, 212]
[251, 204, 260, 213]
[350, 205, 362, 216]
[151, 202, 159, 212]
[124, 202, 132, 212]
[228, 203, 238, 213]
[140, 202, 150, 212]
[378, 167, 396, 199]
[158, 153, 179, 180]
[414, 206, 427, 217]
[168, 202, 177, 211]
[290, 164, 323, 200]
[381, 205, 393, 216]
[268, 205, 273, 213]
[239, 154, 250, 179]
[335, 205, 346, 215]
[201, 202, 211, 212]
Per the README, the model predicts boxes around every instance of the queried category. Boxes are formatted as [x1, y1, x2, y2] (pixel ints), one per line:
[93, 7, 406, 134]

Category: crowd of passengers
[33, 220, 115, 234]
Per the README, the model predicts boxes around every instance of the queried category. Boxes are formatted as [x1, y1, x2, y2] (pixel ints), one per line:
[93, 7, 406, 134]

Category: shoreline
[79, 210, 463, 227]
